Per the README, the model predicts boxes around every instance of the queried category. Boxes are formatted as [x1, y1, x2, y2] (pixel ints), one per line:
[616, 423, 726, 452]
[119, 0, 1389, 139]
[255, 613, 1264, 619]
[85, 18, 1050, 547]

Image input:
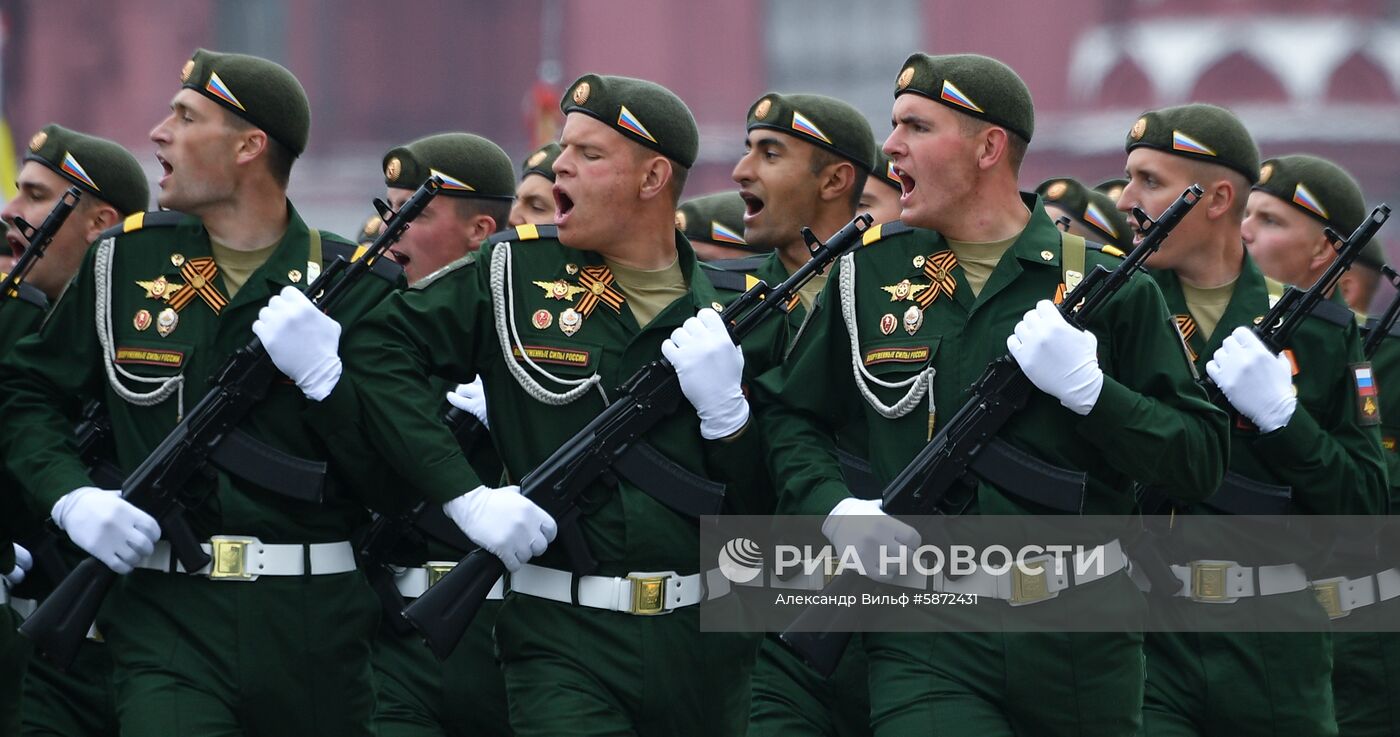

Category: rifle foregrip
[777, 572, 865, 678]
[401, 547, 505, 661]
[19, 557, 118, 669]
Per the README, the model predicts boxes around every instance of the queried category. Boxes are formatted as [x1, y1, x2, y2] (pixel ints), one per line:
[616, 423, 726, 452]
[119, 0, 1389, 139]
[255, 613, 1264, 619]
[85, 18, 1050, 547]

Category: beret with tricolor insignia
[676, 191, 763, 253]
[181, 48, 310, 156]
[25, 123, 149, 216]
[1036, 176, 1132, 249]
[1254, 154, 1366, 238]
[561, 73, 698, 169]
[1094, 178, 1127, 203]
[521, 142, 562, 183]
[746, 92, 875, 172]
[382, 132, 514, 199]
[871, 149, 901, 192]
[894, 53, 1034, 143]
[1125, 103, 1259, 184]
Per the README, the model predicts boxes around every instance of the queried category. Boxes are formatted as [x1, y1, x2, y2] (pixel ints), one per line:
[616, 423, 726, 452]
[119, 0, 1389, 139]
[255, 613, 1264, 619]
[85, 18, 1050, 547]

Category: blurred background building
[4, 0, 1399, 301]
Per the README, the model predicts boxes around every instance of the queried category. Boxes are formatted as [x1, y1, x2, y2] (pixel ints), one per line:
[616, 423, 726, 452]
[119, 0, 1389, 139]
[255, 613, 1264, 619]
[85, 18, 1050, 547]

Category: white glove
[446, 378, 489, 429]
[821, 498, 922, 584]
[51, 487, 161, 575]
[4, 543, 32, 586]
[252, 286, 342, 401]
[1206, 326, 1296, 433]
[443, 485, 557, 572]
[1007, 300, 1104, 415]
[661, 308, 748, 439]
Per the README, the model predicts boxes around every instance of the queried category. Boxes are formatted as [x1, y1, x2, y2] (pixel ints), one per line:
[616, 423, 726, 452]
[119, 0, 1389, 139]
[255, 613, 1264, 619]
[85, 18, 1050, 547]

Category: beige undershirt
[796, 272, 828, 311]
[1180, 278, 1237, 341]
[605, 256, 687, 328]
[210, 240, 278, 299]
[945, 230, 1023, 298]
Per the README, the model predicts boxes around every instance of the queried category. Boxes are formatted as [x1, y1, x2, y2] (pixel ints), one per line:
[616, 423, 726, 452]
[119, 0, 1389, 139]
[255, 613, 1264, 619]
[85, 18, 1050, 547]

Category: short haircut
[454, 197, 511, 232]
[1186, 158, 1250, 222]
[956, 113, 1028, 173]
[222, 108, 294, 187]
[808, 146, 869, 211]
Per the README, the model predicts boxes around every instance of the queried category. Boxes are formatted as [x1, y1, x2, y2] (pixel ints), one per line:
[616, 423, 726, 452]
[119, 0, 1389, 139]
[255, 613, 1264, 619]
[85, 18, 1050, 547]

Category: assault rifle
[20, 177, 444, 667]
[402, 213, 875, 659]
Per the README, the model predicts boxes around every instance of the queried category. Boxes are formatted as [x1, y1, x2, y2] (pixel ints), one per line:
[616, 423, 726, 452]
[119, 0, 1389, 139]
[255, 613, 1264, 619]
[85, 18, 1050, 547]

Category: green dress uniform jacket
[0, 204, 404, 737]
[321, 225, 756, 736]
[752, 196, 1228, 737]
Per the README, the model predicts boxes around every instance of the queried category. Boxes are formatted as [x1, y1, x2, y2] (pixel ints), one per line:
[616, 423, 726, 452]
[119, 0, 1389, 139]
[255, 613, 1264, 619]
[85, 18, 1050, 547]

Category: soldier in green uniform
[722, 90, 878, 737]
[1337, 241, 1385, 316]
[1117, 113, 1387, 735]
[367, 132, 516, 737]
[0, 50, 404, 737]
[1244, 154, 1400, 737]
[753, 53, 1228, 737]
[0, 124, 148, 737]
[508, 142, 560, 228]
[859, 149, 903, 225]
[1035, 176, 1132, 252]
[677, 191, 762, 262]
[261, 73, 759, 736]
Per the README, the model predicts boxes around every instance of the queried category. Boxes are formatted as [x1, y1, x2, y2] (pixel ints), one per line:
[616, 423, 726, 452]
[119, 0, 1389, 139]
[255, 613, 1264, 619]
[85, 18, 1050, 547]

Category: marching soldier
[753, 53, 1228, 736]
[722, 90, 878, 737]
[0, 124, 148, 737]
[0, 50, 404, 736]
[859, 149, 903, 225]
[507, 142, 560, 228]
[259, 73, 759, 735]
[1118, 114, 1387, 734]
[368, 132, 516, 737]
[1035, 176, 1132, 251]
[677, 191, 761, 262]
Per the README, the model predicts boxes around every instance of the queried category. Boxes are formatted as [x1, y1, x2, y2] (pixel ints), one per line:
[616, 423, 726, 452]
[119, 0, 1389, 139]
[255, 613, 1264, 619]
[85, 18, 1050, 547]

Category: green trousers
[372, 599, 510, 737]
[21, 638, 118, 737]
[748, 634, 871, 737]
[1143, 591, 1336, 737]
[102, 569, 378, 737]
[1332, 597, 1400, 737]
[493, 594, 756, 737]
[0, 606, 26, 737]
[864, 573, 1146, 737]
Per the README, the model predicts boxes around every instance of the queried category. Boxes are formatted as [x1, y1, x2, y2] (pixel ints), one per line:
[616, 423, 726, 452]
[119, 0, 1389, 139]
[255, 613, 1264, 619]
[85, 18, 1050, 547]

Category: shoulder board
[322, 237, 403, 283]
[0, 276, 49, 310]
[857, 221, 917, 247]
[413, 252, 477, 290]
[1308, 296, 1359, 328]
[483, 223, 559, 248]
[703, 268, 750, 293]
[97, 210, 189, 240]
[1086, 240, 1126, 258]
[703, 255, 768, 273]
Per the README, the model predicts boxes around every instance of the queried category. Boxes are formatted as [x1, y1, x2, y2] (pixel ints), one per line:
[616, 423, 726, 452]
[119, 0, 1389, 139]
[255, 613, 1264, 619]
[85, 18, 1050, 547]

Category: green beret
[181, 48, 310, 156]
[1094, 178, 1127, 203]
[382, 133, 514, 200]
[746, 92, 874, 172]
[560, 74, 698, 168]
[355, 212, 381, 247]
[1254, 154, 1366, 237]
[675, 192, 761, 253]
[521, 142, 562, 182]
[1036, 177, 1132, 249]
[1125, 103, 1259, 184]
[894, 53, 1034, 142]
[24, 124, 149, 216]
[870, 149, 901, 192]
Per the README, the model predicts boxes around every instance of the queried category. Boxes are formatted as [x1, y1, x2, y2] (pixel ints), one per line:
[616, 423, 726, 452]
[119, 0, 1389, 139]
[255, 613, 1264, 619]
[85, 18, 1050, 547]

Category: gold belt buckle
[1310, 577, 1349, 620]
[208, 536, 258, 581]
[424, 561, 456, 589]
[627, 573, 671, 615]
[1189, 561, 1237, 603]
[1009, 557, 1058, 606]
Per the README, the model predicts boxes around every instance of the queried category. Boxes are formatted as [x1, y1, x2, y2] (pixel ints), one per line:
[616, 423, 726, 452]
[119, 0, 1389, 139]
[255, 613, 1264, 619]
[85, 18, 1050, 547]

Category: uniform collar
[221, 200, 316, 313]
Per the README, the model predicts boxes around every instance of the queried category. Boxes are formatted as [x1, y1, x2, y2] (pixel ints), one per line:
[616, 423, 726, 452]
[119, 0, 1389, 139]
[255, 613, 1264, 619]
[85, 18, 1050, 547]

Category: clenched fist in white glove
[822, 498, 922, 584]
[1007, 300, 1104, 416]
[661, 309, 748, 439]
[253, 286, 342, 401]
[1207, 326, 1296, 433]
[51, 487, 161, 575]
[443, 485, 557, 572]
[446, 377, 489, 429]
[4, 543, 32, 586]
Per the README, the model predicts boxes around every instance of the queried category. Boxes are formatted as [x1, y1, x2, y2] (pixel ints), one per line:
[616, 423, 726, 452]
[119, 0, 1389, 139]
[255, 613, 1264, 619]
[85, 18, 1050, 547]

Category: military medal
[881, 278, 928, 302]
[534, 279, 586, 301]
[559, 308, 582, 336]
[170, 253, 185, 267]
[903, 304, 923, 335]
[565, 263, 579, 275]
[914, 252, 959, 309]
[156, 307, 178, 337]
[133, 309, 152, 331]
[532, 309, 553, 330]
[137, 275, 184, 301]
[912, 255, 925, 269]
[880, 313, 897, 335]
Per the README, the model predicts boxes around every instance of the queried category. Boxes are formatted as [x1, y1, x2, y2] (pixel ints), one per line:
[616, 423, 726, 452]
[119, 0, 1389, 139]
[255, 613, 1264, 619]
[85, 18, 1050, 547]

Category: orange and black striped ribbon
[167, 256, 228, 314]
[1175, 314, 1198, 363]
[914, 251, 958, 310]
[575, 265, 626, 318]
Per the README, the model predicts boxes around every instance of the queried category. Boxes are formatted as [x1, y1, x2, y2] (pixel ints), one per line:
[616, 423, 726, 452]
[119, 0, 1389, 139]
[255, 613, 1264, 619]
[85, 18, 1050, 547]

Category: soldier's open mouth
[740, 192, 764, 221]
[388, 248, 410, 268]
[553, 186, 574, 224]
[156, 154, 173, 186]
[7, 234, 24, 259]
[895, 167, 916, 197]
